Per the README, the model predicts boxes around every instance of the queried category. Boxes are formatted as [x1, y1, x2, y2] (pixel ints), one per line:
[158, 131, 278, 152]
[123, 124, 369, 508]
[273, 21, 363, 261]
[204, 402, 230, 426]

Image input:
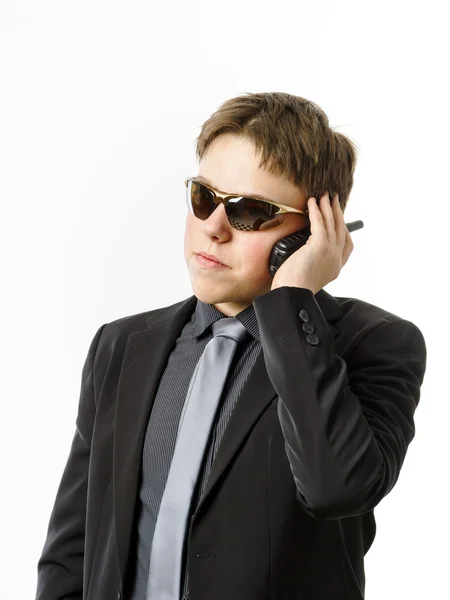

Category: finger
[342, 227, 354, 266]
[319, 192, 336, 243]
[308, 197, 328, 242]
[332, 194, 347, 249]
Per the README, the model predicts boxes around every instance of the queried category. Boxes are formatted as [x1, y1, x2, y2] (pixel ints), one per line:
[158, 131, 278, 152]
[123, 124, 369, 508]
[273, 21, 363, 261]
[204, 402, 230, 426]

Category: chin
[190, 276, 271, 306]
[191, 281, 233, 305]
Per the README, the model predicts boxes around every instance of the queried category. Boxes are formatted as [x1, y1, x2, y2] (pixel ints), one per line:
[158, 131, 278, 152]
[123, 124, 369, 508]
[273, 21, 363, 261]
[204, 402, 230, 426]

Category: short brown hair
[194, 92, 359, 212]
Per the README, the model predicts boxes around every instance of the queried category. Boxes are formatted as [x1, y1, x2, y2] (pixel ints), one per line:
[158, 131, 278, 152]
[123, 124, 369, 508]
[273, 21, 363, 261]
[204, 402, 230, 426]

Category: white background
[1, 1, 448, 598]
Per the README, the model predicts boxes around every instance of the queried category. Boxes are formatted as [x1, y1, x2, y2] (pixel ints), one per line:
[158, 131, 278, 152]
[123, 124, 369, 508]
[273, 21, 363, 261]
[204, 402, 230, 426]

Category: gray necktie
[145, 316, 249, 600]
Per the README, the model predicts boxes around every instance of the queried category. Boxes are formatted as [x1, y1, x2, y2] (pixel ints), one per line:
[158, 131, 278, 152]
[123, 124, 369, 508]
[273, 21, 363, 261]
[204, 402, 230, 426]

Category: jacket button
[299, 309, 310, 322]
[302, 322, 315, 334]
[306, 334, 319, 345]
[117, 591, 122, 600]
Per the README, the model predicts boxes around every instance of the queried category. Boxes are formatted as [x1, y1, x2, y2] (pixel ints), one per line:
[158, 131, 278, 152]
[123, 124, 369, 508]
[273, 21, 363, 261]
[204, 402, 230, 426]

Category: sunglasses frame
[184, 177, 310, 230]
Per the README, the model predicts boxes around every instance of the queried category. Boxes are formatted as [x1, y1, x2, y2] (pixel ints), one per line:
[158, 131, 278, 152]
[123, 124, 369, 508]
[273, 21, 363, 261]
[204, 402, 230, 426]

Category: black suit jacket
[35, 286, 427, 600]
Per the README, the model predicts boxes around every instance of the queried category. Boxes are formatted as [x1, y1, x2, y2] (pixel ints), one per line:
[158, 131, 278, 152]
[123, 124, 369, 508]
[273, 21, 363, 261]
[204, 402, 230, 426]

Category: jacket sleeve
[35, 323, 107, 600]
[253, 286, 427, 520]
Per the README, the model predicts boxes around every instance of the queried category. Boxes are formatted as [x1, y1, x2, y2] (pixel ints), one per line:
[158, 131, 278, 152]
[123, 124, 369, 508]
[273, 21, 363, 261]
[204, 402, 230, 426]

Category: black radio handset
[269, 219, 364, 277]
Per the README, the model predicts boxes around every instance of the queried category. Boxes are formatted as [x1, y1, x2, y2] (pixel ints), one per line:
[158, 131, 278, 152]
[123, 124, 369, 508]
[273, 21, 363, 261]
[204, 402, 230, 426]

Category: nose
[207, 201, 224, 219]
[201, 202, 232, 237]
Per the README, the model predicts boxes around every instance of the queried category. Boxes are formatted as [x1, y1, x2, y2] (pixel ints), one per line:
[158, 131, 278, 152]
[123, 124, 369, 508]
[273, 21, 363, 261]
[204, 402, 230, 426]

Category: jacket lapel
[191, 348, 275, 522]
[113, 288, 342, 580]
[113, 295, 196, 580]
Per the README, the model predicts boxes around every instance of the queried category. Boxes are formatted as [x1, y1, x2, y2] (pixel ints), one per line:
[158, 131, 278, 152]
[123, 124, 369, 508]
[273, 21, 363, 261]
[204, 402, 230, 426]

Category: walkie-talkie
[269, 220, 364, 277]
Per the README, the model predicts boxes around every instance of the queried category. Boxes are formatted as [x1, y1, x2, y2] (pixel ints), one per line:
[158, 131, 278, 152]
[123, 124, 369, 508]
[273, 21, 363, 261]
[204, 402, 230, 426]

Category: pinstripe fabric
[124, 299, 262, 600]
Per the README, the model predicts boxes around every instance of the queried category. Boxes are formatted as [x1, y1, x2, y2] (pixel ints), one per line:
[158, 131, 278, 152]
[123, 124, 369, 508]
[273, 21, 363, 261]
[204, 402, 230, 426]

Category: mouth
[195, 252, 229, 268]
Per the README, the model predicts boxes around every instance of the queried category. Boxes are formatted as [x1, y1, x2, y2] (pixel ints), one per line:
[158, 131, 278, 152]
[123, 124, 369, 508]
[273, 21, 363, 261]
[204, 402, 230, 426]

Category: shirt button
[299, 309, 310, 322]
[306, 334, 319, 345]
[302, 322, 315, 334]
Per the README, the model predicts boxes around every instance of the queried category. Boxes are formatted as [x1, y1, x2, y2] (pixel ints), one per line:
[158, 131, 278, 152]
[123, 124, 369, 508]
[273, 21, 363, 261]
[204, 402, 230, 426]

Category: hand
[271, 192, 354, 295]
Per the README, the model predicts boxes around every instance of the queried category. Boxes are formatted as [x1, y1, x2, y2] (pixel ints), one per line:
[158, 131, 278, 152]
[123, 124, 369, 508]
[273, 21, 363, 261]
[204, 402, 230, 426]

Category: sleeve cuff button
[306, 334, 319, 345]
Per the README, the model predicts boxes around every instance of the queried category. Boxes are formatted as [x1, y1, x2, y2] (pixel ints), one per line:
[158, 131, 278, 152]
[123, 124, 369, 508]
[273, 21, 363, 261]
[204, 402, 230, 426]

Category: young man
[35, 92, 427, 600]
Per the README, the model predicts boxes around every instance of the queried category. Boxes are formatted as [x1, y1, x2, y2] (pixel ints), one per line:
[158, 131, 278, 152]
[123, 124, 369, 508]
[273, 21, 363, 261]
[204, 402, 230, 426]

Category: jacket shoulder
[101, 296, 193, 339]
[334, 293, 425, 342]
[90, 296, 194, 380]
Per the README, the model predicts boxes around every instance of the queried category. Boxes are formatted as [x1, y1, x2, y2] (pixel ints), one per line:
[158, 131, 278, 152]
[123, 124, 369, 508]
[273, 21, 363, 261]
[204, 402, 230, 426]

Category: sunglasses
[184, 177, 310, 232]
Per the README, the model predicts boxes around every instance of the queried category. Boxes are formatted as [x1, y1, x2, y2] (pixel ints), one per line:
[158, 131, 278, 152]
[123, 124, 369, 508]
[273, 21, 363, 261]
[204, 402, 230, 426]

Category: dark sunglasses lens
[226, 197, 282, 231]
[188, 180, 283, 231]
[189, 180, 216, 220]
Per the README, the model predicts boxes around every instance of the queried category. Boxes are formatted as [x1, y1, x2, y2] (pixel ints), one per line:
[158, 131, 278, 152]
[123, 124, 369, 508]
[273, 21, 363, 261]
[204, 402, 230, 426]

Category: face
[183, 133, 310, 317]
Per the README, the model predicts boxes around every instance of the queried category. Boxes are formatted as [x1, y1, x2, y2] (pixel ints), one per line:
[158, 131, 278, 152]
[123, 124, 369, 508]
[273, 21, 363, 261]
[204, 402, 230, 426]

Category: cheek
[249, 230, 275, 253]
[184, 214, 197, 244]
[241, 237, 273, 273]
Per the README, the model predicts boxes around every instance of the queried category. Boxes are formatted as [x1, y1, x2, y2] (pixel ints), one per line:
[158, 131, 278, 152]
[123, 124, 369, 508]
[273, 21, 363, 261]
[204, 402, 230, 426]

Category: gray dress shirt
[124, 298, 262, 600]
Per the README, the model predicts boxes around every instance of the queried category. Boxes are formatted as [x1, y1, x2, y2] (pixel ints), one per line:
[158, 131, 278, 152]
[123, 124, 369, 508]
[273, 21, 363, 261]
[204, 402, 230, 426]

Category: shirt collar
[191, 298, 261, 343]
